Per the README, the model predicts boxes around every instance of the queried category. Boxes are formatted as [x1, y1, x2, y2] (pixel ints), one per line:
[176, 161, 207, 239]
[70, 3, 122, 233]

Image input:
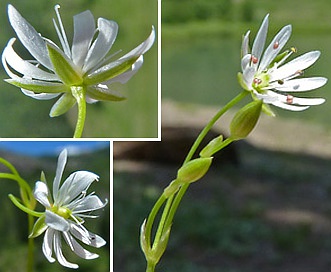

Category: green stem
[143, 91, 248, 271]
[71, 86, 87, 138]
[27, 214, 35, 272]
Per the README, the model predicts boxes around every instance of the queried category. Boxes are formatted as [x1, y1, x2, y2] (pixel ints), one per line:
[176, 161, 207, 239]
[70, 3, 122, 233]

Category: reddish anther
[286, 95, 294, 104]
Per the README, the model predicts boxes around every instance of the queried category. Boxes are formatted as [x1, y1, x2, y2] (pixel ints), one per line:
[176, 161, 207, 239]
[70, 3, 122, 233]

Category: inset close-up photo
[0, 141, 110, 271]
[0, 0, 158, 138]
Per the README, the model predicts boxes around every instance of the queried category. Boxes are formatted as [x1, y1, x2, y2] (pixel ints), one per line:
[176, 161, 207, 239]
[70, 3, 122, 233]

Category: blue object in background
[0, 141, 110, 157]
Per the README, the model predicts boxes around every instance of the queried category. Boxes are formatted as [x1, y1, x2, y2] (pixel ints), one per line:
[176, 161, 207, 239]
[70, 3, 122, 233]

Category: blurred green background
[0, 0, 157, 138]
[0, 141, 110, 271]
[114, 0, 331, 271]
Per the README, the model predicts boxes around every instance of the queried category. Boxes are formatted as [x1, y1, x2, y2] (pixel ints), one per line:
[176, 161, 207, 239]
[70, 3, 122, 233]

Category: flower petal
[71, 10, 96, 68]
[56, 171, 99, 205]
[270, 51, 321, 81]
[21, 89, 60, 100]
[271, 101, 310, 111]
[241, 31, 250, 57]
[71, 195, 107, 213]
[251, 14, 269, 67]
[49, 93, 76, 117]
[70, 223, 106, 248]
[54, 231, 79, 269]
[45, 210, 70, 232]
[259, 24, 292, 72]
[7, 4, 53, 70]
[33, 181, 51, 208]
[53, 149, 67, 198]
[3, 38, 59, 81]
[83, 19, 118, 72]
[63, 232, 99, 259]
[42, 228, 56, 263]
[270, 77, 327, 92]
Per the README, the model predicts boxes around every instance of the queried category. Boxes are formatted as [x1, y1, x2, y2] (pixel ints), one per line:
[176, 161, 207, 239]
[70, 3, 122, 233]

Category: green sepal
[237, 72, 249, 91]
[86, 86, 127, 102]
[177, 157, 213, 184]
[47, 43, 83, 86]
[163, 179, 181, 198]
[29, 215, 47, 238]
[40, 171, 47, 182]
[262, 103, 276, 117]
[199, 135, 224, 158]
[49, 92, 76, 117]
[5, 78, 69, 93]
[84, 56, 139, 86]
[230, 100, 262, 140]
[8, 194, 44, 217]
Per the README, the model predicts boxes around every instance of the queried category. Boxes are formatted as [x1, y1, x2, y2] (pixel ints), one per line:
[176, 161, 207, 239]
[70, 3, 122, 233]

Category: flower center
[51, 205, 72, 219]
[252, 72, 270, 91]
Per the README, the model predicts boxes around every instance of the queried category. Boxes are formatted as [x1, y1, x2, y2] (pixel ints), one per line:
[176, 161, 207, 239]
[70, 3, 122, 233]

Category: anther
[253, 78, 262, 85]
[251, 56, 258, 64]
[273, 41, 279, 49]
[277, 79, 284, 85]
[291, 47, 297, 53]
[286, 95, 294, 104]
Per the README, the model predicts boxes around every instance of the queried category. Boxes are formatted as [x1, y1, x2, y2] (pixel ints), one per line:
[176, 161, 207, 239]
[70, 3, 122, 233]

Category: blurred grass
[0, 147, 110, 271]
[0, 0, 157, 138]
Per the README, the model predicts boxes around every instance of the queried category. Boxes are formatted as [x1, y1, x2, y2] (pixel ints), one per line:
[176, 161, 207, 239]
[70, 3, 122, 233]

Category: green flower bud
[230, 100, 262, 140]
[199, 135, 224, 158]
[177, 157, 213, 184]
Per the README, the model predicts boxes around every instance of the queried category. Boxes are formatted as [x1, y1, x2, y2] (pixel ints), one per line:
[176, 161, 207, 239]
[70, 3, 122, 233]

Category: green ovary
[51, 205, 72, 219]
[252, 72, 270, 92]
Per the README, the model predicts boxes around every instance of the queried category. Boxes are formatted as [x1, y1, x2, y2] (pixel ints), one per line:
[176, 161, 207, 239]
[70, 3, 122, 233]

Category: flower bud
[177, 157, 213, 184]
[199, 135, 223, 158]
[230, 100, 262, 140]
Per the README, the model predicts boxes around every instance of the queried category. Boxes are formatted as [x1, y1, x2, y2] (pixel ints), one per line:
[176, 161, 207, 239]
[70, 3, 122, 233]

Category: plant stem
[143, 91, 248, 271]
[71, 86, 86, 138]
[27, 214, 35, 272]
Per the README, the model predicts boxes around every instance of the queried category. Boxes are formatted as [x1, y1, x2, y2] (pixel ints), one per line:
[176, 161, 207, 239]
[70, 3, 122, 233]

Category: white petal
[3, 38, 59, 81]
[103, 55, 144, 85]
[83, 19, 118, 72]
[272, 101, 310, 111]
[259, 24, 292, 72]
[72, 10, 96, 68]
[54, 231, 79, 269]
[241, 31, 250, 57]
[56, 171, 99, 205]
[251, 14, 269, 67]
[71, 195, 107, 213]
[241, 54, 251, 72]
[291, 96, 325, 106]
[270, 51, 321, 81]
[70, 223, 106, 248]
[42, 228, 56, 263]
[7, 5, 52, 70]
[63, 232, 99, 259]
[21, 89, 60, 100]
[45, 210, 70, 232]
[53, 149, 67, 199]
[33, 181, 51, 208]
[271, 77, 327, 92]
[243, 66, 255, 90]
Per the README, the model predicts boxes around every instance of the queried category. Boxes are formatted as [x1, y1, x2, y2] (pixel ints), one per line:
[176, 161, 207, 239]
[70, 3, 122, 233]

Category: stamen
[296, 70, 304, 76]
[286, 95, 294, 104]
[273, 41, 279, 49]
[291, 47, 297, 53]
[251, 55, 258, 64]
[53, 5, 71, 57]
[253, 78, 262, 85]
[277, 79, 284, 85]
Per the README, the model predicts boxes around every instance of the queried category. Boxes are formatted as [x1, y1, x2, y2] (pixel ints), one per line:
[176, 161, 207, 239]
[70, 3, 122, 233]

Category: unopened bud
[177, 157, 212, 184]
[230, 100, 262, 140]
[199, 135, 223, 158]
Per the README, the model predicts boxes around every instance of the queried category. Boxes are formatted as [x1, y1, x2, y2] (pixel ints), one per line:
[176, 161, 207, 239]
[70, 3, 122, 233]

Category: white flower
[239, 14, 327, 112]
[31, 149, 107, 269]
[2, 4, 155, 117]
